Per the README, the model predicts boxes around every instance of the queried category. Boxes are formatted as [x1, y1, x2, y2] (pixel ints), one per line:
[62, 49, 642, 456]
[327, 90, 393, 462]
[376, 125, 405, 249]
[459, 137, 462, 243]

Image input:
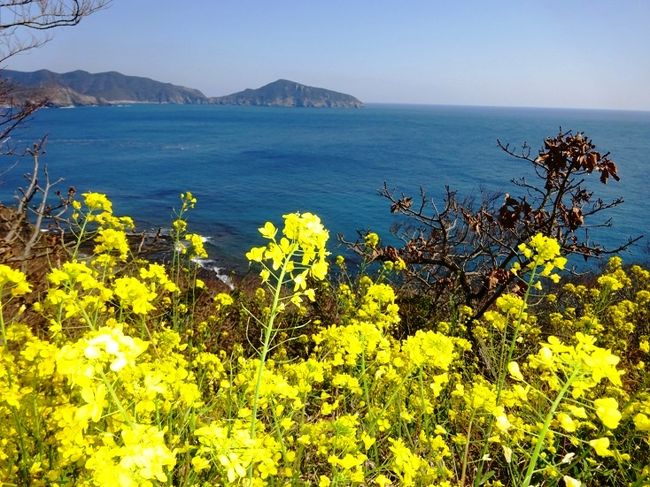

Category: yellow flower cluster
[513, 232, 567, 283]
[1, 195, 648, 486]
[555, 257, 645, 354]
[186, 233, 208, 259]
[43, 260, 178, 335]
[82, 192, 113, 213]
[169, 192, 210, 304]
[81, 192, 134, 233]
[70, 192, 135, 267]
[0, 320, 200, 483]
[45, 261, 113, 328]
[180, 191, 197, 209]
[364, 231, 380, 248]
[247, 212, 329, 303]
[0, 264, 32, 296]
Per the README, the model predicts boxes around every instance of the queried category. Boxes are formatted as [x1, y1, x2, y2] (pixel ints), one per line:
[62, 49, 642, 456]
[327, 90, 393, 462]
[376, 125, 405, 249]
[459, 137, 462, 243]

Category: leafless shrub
[345, 131, 642, 345]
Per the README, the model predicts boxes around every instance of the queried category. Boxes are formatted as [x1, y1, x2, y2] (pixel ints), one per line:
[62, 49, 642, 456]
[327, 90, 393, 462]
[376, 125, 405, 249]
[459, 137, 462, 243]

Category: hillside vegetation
[0, 189, 648, 486]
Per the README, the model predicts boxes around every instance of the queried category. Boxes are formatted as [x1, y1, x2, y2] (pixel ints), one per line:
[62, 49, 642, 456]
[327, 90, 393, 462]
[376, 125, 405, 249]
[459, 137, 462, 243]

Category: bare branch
[349, 131, 641, 375]
[0, 1, 110, 30]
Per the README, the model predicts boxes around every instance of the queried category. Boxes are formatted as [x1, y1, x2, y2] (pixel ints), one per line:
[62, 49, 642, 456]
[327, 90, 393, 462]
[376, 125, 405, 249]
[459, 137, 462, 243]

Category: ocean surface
[2, 104, 649, 274]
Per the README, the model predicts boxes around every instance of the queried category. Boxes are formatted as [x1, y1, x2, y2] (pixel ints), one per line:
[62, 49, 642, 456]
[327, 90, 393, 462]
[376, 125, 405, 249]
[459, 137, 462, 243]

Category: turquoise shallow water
[2, 103, 649, 271]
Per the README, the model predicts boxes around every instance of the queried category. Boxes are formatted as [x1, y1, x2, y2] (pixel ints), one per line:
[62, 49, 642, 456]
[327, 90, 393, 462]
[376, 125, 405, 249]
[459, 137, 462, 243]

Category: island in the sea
[1, 69, 363, 108]
[212, 79, 363, 108]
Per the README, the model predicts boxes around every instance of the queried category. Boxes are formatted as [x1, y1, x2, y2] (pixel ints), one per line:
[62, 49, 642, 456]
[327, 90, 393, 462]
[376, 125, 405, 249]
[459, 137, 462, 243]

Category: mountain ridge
[1, 70, 363, 108]
[2, 69, 207, 106]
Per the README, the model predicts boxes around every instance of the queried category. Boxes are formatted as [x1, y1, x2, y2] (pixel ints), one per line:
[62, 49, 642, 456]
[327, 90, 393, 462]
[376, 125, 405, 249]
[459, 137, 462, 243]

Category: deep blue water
[1, 104, 649, 271]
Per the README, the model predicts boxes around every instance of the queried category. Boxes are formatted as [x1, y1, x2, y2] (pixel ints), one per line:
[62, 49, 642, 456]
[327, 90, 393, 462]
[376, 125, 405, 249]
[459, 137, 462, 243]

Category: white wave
[191, 257, 234, 289]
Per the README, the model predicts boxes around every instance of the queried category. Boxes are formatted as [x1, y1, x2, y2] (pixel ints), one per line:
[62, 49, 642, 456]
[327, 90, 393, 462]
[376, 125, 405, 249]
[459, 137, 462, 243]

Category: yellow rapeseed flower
[557, 413, 577, 432]
[247, 212, 329, 298]
[0, 264, 31, 296]
[634, 413, 650, 432]
[364, 231, 380, 248]
[259, 221, 277, 239]
[507, 361, 524, 381]
[172, 218, 187, 235]
[563, 475, 582, 487]
[113, 277, 157, 315]
[516, 233, 566, 282]
[594, 397, 622, 429]
[214, 292, 234, 309]
[83, 192, 112, 212]
[181, 191, 197, 208]
[589, 437, 612, 457]
[94, 228, 130, 260]
[186, 233, 208, 259]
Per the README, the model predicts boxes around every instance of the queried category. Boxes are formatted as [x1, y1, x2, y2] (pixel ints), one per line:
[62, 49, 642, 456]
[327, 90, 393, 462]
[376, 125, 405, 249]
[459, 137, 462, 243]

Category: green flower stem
[170, 207, 187, 330]
[460, 411, 476, 487]
[503, 266, 538, 386]
[80, 306, 96, 331]
[521, 368, 580, 487]
[250, 252, 294, 442]
[98, 369, 133, 426]
[475, 265, 539, 486]
[360, 350, 380, 466]
[293, 390, 310, 485]
[71, 211, 93, 261]
[0, 294, 7, 352]
[417, 371, 431, 431]
[1, 293, 30, 482]
[0, 296, 16, 388]
[10, 407, 29, 482]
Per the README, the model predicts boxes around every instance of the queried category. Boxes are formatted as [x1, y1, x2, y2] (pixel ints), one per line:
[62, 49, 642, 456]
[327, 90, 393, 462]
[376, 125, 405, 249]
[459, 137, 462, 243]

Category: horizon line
[5, 67, 648, 113]
[361, 101, 650, 114]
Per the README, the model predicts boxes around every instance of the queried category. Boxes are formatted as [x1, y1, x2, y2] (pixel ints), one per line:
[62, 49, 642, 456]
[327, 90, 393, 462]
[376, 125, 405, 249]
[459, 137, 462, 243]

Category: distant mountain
[210, 79, 363, 108]
[0, 70, 363, 108]
[2, 69, 208, 106]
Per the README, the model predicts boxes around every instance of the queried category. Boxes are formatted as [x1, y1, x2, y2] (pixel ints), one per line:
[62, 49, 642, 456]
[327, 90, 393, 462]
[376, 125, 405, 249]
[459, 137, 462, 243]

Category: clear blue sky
[5, 0, 650, 110]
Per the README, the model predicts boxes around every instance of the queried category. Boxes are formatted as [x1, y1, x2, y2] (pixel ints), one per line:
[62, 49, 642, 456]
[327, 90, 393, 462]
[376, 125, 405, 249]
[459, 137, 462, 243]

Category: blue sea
[2, 104, 649, 273]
